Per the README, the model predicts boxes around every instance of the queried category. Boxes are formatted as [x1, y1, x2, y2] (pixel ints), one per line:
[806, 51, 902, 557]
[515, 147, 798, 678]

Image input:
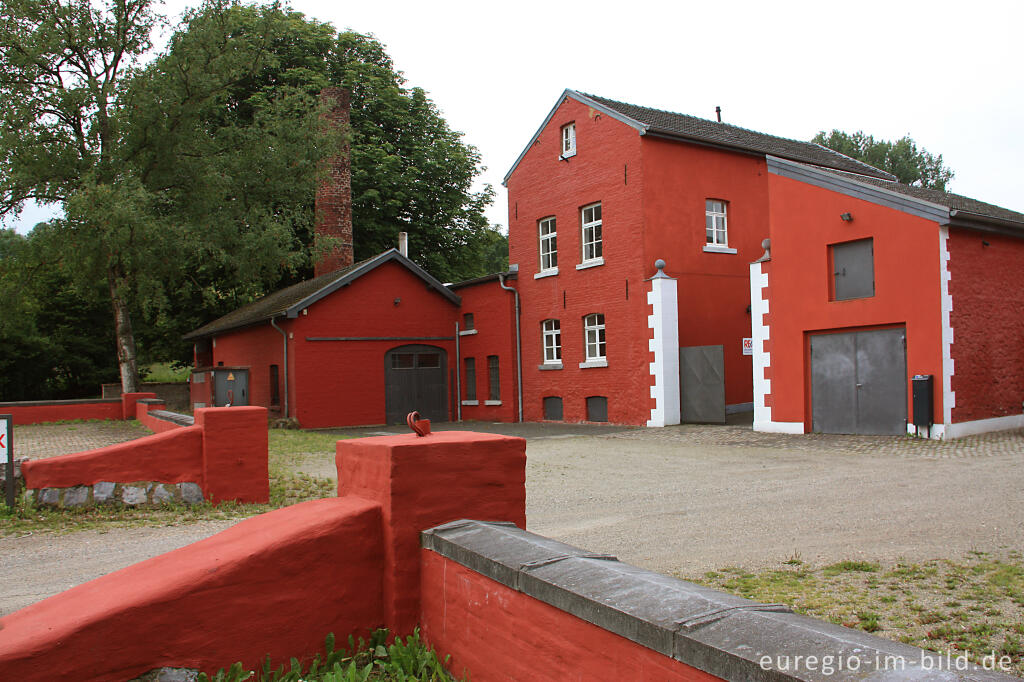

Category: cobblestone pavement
[14, 421, 152, 460]
[607, 423, 1024, 458]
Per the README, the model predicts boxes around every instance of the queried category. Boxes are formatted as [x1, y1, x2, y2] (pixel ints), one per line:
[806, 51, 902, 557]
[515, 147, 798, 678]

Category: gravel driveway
[2, 418, 1022, 615]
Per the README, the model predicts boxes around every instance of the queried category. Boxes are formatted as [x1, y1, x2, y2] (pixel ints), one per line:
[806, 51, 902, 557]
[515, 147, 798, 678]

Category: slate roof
[183, 249, 459, 340]
[812, 165, 1024, 227]
[577, 92, 897, 181]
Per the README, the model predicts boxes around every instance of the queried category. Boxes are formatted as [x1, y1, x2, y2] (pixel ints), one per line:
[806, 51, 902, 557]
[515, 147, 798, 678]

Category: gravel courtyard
[2, 418, 1022, 615]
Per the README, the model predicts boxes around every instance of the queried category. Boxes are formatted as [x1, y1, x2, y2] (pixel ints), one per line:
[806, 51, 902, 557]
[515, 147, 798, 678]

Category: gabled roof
[504, 89, 897, 185]
[183, 249, 460, 341]
[766, 156, 1024, 234]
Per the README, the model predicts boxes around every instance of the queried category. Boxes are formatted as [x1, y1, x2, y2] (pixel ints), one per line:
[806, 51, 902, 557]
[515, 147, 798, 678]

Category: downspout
[455, 321, 462, 421]
[270, 317, 289, 419]
[498, 274, 523, 422]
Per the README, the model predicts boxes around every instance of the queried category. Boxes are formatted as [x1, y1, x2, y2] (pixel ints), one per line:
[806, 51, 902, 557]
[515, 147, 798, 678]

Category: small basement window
[543, 396, 563, 420]
[586, 396, 608, 422]
[831, 238, 875, 301]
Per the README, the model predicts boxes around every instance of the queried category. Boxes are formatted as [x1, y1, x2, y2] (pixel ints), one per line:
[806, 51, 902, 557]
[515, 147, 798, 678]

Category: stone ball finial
[761, 238, 771, 250]
[654, 259, 666, 271]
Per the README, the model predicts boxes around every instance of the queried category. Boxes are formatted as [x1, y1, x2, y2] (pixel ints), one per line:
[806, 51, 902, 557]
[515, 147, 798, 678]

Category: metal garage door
[810, 328, 907, 435]
[679, 345, 726, 424]
[384, 345, 448, 425]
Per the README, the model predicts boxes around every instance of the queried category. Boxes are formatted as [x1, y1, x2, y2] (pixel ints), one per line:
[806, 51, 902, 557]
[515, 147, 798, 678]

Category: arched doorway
[384, 345, 448, 425]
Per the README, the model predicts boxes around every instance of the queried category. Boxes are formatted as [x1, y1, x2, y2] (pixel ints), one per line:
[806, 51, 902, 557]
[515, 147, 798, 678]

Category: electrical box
[911, 375, 934, 431]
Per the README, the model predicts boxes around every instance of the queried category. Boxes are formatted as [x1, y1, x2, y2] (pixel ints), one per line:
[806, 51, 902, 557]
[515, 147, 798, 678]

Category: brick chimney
[314, 87, 354, 276]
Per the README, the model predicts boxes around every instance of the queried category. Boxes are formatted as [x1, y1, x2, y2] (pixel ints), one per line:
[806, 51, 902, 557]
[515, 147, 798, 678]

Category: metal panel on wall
[679, 345, 726, 424]
[811, 328, 906, 435]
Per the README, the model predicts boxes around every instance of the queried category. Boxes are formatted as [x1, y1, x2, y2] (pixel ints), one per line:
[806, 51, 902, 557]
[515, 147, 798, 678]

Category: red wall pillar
[194, 407, 269, 504]
[336, 431, 526, 635]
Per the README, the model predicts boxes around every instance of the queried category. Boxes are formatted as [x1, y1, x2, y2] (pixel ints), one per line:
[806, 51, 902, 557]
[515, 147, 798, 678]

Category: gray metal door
[811, 328, 906, 435]
[385, 345, 448, 425]
[213, 369, 248, 407]
[679, 345, 726, 424]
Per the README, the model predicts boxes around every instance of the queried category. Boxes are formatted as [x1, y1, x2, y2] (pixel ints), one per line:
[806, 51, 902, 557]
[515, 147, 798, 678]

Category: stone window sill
[458, 329, 478, 336]
[578, 360, 608, 369]
[484, 400, 502, 406]
[538, 363, 563, 371]
[534, 268, 559, 279]
[576, 258, 604, 271]
[461, 400, 478, 406]
[703, 244, 737, 254]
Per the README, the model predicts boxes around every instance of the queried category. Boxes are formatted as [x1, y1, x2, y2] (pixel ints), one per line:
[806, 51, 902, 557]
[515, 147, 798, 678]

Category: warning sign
[742, 338, 754, 356]
[227, 373, 235, 381]
[0, 415, 7, 464]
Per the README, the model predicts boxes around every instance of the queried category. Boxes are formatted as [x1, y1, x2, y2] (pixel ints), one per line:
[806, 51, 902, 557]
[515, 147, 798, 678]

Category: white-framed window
[583, 313, 606, 361]
[561, 122, 576, 158]
[705, 199, 728, 247]
[581, 203, 602, 263]
[538, 217, 557, 271]
[542, 319, 561, 364]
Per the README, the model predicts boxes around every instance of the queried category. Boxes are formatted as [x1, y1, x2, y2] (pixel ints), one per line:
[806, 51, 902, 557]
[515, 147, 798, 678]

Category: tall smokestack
[314, 87, 354, 277]
[398, 231, 408, 257]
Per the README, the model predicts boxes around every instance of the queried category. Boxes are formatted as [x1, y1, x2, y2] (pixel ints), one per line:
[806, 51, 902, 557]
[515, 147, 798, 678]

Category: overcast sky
[9, 0, 1023, 233]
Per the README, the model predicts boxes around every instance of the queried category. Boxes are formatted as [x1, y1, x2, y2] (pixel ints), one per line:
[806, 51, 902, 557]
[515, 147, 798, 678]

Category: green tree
[813, 130, 954, 190]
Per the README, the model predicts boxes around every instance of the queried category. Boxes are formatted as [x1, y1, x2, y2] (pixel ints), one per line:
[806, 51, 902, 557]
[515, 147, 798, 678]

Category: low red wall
[21, 426, 203, 488]
[420, 551, 719, 682]
[337, 431, 526, 635]
[0, 392, 159, 425]
[21, 406, 269, 505]
[0, 497, 385, 681]
[135, 400, 176, 433]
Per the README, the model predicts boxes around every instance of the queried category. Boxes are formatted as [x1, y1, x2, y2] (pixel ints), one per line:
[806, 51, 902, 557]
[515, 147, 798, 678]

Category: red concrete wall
[135, 400, 176, 433]
[21, 426, 204, 489]
[451, 279, 518, 423]
[195, 407, 269, 504]
[0, 400, 123, 425]
[337, 431, 526, 635]
[947, 228, 1024, 423]
[0, 497, 385, 681]
[763, 174, 945, 427]
[420, 551, 721, 682]
[640, 138, 765, 407]
[507, 96, 650, 424]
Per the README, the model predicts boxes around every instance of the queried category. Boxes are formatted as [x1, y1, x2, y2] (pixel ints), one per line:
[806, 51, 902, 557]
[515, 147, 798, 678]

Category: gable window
[561, 122, 576, 158]
[831, 238, 875, 301]
[542, 319, 562, 366]
[582, 313, 606, 365]
[538, 217, 557, 272]
[705, 200, 728, 246]
[581, 203, 603, 264]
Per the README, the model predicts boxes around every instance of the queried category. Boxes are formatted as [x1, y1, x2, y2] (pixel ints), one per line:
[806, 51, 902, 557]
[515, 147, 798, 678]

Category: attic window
[561, 123, 576, 158]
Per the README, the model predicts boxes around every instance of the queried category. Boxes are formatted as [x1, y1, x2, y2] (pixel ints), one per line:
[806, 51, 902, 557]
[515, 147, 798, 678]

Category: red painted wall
[763, 174, 945, 427]
[22, 426, 204, 489]
[195, 407, 269, 504]
[337, 431, 526, 635]
[451, 279, 518, 423]
[0, 497, 385, 681]
[420, 551, 721, 682]
[135, 399, 176, 433]
[507, 96, 650, 424]
[0, 392, 158, 425]
[640, 139, 765, 407]
[207, 324, 285, 414]
[947, 228, 1024, 423]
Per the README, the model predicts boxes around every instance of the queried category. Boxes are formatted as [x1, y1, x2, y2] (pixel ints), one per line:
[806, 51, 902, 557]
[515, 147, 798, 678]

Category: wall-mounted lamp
[393, 297, 401, 306]
[982, 240, 990, 247]
[839, 212, 853, 222]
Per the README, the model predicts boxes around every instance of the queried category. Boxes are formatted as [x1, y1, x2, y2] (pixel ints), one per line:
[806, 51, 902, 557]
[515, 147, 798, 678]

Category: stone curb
[26, 481, 204, 508]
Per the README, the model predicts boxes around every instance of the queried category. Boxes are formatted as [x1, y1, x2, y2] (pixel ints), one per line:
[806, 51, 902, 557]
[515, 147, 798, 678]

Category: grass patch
[201, 630, 459, 682]
[689, 553, 1024, 676]
[1, 427, 345, 536]
[141, 362, 191, 383]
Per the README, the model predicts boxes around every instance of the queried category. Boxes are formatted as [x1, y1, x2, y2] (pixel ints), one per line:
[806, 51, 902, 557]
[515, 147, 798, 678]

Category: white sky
[9, 0, 1023, 233]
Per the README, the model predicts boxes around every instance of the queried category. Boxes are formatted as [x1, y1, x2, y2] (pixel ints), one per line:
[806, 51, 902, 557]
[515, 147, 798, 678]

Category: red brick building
[185, 89, 1023, 437]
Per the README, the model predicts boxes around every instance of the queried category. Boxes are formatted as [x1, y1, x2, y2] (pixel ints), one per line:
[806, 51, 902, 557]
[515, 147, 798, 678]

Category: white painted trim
[938, 226, 956, 430]
[534, 268, 559, 279]
[576, 258, 605, 270]
[578, 360, 608, 369]
[749, 262, 774, 429]
[458, 329, 478, 336]
[646, 274, 681, 427]
[702, 245, 738, 255]
[945, 414, 1024, 439]
[754, 420, 805, 434]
